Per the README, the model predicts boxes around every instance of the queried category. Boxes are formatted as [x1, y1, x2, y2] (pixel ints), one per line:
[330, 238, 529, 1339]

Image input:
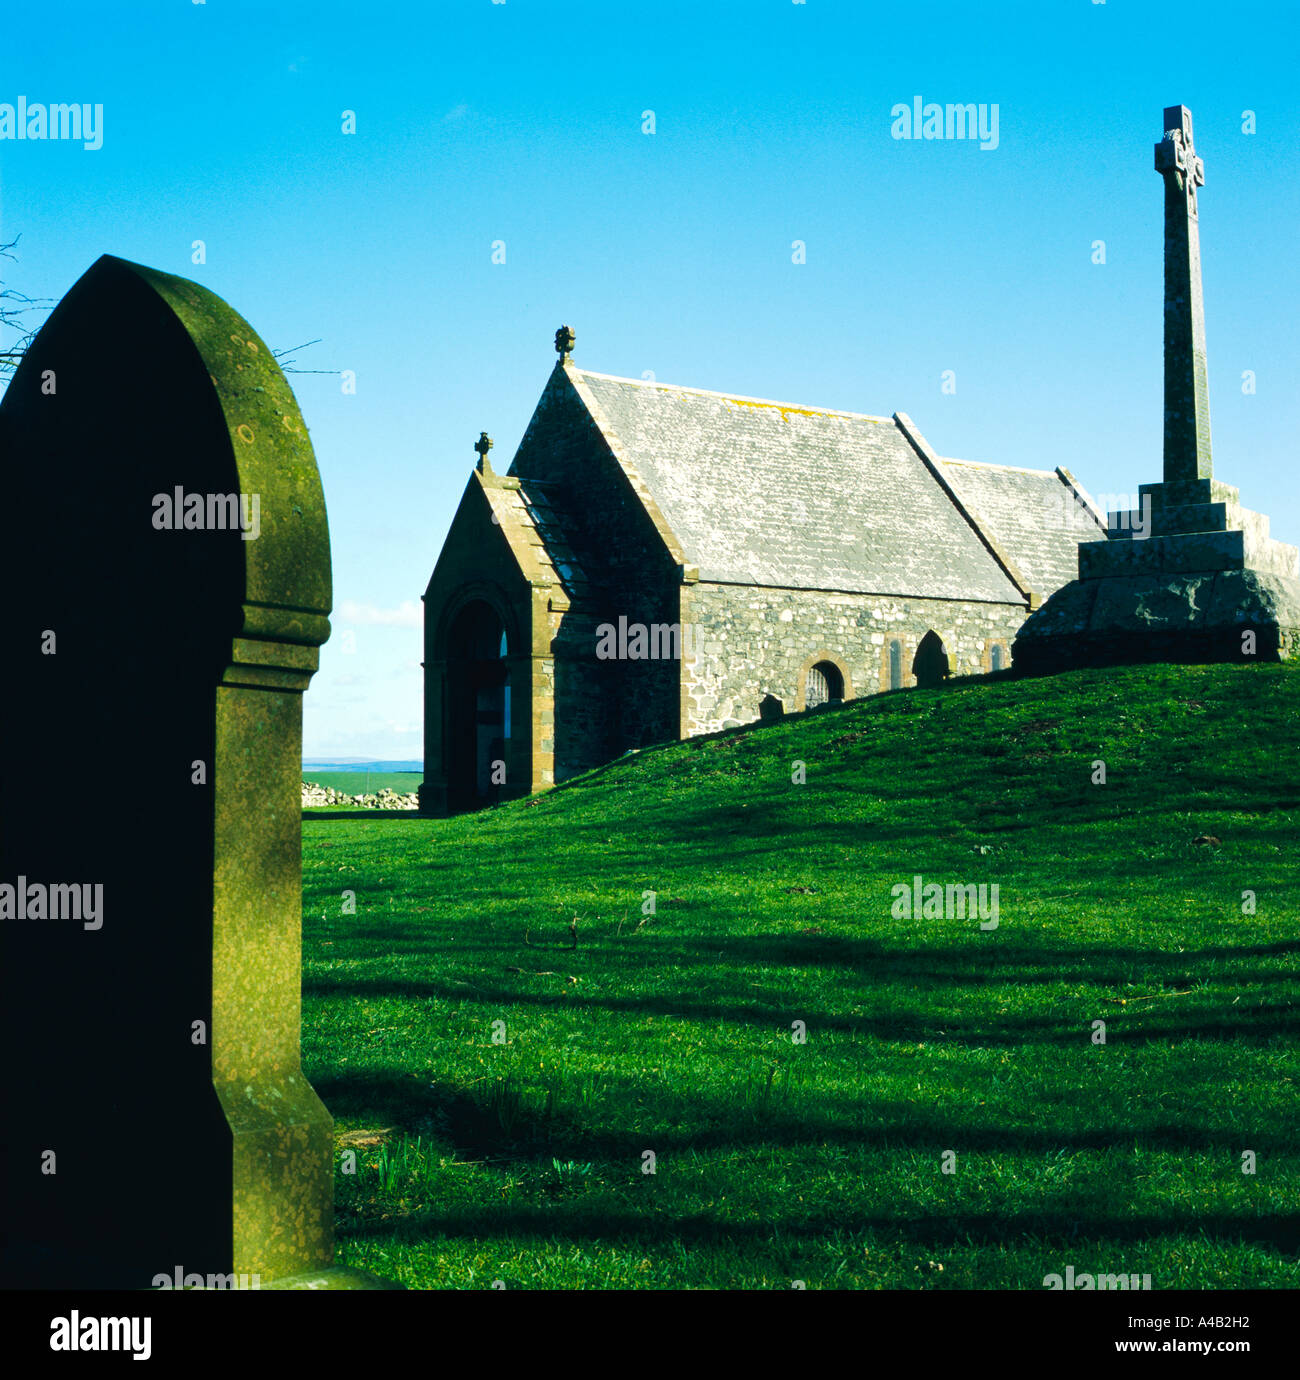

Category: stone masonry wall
[548, 606, 617, 785]
[680, 582, 1027, 734]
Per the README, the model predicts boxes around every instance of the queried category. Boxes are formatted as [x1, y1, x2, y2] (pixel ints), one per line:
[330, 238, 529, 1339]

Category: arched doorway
[804, 660, 845, 709]
[912, 631, 949, 689]
[445, 600, 511, 811]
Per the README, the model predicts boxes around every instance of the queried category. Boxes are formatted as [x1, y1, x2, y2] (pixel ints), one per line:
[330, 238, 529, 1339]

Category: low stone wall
[301, 782, 419, 810]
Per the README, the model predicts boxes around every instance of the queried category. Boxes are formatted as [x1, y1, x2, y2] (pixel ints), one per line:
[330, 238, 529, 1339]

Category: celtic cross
[1155, 105, 1205, 219]
[474, 431, 492, 473]
[1154, 104, 1212, 484]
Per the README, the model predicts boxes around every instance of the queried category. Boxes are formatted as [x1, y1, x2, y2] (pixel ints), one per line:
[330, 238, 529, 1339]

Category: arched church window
[805, 660, 844, 709]
[991, 643, 1006, 672]
[498, 627, 511, 738]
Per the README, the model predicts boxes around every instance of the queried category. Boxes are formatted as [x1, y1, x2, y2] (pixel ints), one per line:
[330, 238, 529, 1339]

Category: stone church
[419, 330, 1106, 813]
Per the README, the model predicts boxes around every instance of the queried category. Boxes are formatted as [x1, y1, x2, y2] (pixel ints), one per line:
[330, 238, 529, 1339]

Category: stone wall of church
[548, 607, 618, 785]
[549, 607, 683, 780]
[679, 582, 1028, 734]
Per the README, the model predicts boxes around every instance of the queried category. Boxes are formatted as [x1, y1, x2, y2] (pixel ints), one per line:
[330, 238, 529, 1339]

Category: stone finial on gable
[474, 430, 493, 475]
[555, 324, 576, 363]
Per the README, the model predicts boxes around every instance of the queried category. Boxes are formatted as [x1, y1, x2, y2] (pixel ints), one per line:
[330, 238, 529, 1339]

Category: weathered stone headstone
[0, 256, 371, 1288]
[1015, 106, 1300, 672]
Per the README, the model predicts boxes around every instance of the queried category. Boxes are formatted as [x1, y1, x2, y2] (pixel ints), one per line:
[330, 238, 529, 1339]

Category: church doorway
[805, 660, 845, 709]
[445, 600, 511, 812]
[913, 631, 949, 688]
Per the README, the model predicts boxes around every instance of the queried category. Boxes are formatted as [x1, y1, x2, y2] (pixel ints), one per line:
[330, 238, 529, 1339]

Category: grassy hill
[301, 663, 1300, 1289]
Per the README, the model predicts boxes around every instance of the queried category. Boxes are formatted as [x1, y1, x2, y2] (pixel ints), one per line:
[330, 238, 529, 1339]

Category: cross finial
[474, 431, 493, 474]
[1155, 104, 1205, 217]
[555, 325, 575, 363]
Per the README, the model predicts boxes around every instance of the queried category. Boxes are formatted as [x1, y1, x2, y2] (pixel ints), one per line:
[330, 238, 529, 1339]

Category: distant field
[302, 772, 422, 795]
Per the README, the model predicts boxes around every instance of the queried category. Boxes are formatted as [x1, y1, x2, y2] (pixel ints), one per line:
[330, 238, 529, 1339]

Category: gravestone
[1015, 106, 1300, 673]
[0, 256, 379, 1289]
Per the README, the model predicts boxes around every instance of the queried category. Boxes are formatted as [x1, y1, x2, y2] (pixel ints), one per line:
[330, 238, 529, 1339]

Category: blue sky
[4, 1, 1297, 759]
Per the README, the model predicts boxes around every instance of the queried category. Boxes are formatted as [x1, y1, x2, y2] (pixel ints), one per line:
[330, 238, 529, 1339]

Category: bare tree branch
[272, 338, 339, 376]
[0, 236, 55, 377]
[0, 236, 339, 380]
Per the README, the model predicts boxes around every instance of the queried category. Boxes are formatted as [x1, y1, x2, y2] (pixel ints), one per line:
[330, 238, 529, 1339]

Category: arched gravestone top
[1, 254, 331, 677]
[144, 256, 331, 635]
[83, 254, 327, 639]
[0, 256, 338, 1288]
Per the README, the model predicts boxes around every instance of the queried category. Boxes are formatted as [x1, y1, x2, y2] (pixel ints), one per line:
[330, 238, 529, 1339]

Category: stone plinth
[1014, 479, 1300, 673]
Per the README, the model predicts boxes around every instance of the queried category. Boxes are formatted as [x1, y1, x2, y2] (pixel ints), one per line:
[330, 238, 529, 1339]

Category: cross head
[1155, 104, 1205, 216]
[474, 431, 492, 462]
[555, 325, 575, 361]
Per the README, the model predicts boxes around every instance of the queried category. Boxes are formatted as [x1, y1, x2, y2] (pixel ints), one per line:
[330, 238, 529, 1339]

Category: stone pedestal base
[1014, 479, 1300, 675]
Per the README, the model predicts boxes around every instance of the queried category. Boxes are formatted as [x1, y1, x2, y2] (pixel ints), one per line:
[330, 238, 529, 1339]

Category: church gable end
[421, 470, 540, 814]
[509, 363, 687, 755]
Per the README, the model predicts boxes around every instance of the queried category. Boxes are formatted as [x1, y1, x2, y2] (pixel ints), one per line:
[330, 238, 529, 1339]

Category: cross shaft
[1154, 104, 1212, 485]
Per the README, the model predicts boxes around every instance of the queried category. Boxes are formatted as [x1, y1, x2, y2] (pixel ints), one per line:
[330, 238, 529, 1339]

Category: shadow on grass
[311, 1068, 1299, 1160]
[304, 974, 1299, 1047]
[338, 1200, 1300, 1256]
[303, 917, 1300, 1048]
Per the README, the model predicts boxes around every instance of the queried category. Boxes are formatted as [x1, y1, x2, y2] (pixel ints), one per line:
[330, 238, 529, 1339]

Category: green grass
[302, 771, 421, 795]
[301, 663, 1300, 1289]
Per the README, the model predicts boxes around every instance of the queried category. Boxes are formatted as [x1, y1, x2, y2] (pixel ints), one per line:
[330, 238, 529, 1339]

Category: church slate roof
[514, 479, 596, 602]
[570, 369, 1037, 603]
[936, 458, 1107, 602]
[467, 472, 596, 608]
